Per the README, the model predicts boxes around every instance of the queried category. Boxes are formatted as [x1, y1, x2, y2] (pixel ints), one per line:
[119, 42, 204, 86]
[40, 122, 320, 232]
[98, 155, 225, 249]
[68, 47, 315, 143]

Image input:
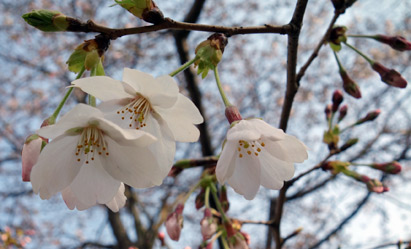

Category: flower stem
[221, 236, 231, 249]
[169, 56, 198, 77]
[213, 67, 232, 107]
[183, 181, 202, 203]
[205, 186, 211, 209]
[333, 50, 345, 73]
[347, 34, 375, 39]
[209, 183, 229, 223]
[49, 67, 86, 124]
[343, 42, 374, 65]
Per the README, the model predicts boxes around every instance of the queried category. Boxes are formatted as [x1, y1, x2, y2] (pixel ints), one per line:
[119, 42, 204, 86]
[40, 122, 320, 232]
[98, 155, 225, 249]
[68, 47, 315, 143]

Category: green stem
[333, 50, 345, 73]
[347, 34, 376, 39]
[221, 236, 231, 249]
[88, 95, 96, 107]
[343, 42, 374, 65]
[209, 183, 229, 222]
[169, 56, 198, 77]
[49, 67, 86, 124]
[213, 67, 232, 107]
[205, 186, 211, 209]
[183, 181, 202, 203]
[328, 112, 335, 131]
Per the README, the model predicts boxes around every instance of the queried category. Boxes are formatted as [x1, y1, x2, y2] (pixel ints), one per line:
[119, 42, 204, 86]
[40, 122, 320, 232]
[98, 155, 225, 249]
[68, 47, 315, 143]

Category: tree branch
[65, 17, 291, 40]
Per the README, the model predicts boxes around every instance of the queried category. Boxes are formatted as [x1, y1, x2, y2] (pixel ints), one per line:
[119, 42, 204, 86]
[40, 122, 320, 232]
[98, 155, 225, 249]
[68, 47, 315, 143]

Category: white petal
[265, 135, 308, 163]
[101, 137, 165, 188]
[227, 156, 261, 200]
[216, 141, 237, 183]
[94, 117, 157, 147]
[227, 119, 285, 142]
[38, 104, 102, 139]
[72, 76, 132, 101]
[258, 151, 295, 190]
[122, 68, 154, 93]
[155, 95, 203, 142]
[142, 115, 176, 175]
[147, 75, 179, 108]
[30, 135, 82, 199]
[105, 183, 127, 212]
[248, 119, 286, 141]
[68, 156, 121, 206]
[62, 187, 90, 211]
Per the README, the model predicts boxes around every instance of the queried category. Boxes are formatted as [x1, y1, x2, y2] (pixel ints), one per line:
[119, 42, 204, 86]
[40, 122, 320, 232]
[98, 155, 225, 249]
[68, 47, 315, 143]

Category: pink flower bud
[371, 62, 407, 88]
[356, 109, 381, 125]
[332, 90, 344, 112]
[195, 188, 206, 210]
[165, 204, 184, 241]
[200, 208, 217, 240]
[371, 161, 402, 174]
[339, 138, 358, 152]
[373, 35, 411, 52]
[225, 106, 243, 124]
[22, 135, 44, 182]
[340, 71, 361, 99]
[338, 105, 348, 122]
[366, 179, 388, 193]
[157, 232, 165, 246]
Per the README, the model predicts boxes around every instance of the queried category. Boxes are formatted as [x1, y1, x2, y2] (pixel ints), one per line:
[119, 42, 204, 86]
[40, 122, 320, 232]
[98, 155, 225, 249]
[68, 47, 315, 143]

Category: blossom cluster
[23, 68, 203, 211]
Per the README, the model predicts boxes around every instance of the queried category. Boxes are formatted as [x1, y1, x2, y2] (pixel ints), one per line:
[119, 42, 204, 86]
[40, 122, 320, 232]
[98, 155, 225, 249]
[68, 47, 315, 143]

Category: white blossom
[72, 68, 203, 176]
[30, 104, 160, 210]
[216, 119, 308, 200]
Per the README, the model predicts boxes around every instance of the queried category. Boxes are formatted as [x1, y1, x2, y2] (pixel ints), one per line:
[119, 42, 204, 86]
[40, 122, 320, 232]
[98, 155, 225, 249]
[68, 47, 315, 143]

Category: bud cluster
[329, 26, 408, 92]
[322, 160, 402, 193]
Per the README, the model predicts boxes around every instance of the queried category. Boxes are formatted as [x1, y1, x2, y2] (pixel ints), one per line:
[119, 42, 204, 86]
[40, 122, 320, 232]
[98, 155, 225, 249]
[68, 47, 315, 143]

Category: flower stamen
[237, 139, 265, 158]
[117, 94, 152, 130]
[75, 126, 108, 164]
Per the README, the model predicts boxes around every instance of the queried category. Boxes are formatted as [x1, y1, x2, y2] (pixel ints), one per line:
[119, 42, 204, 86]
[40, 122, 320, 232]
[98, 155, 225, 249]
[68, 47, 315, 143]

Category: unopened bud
[195, 188, 205, 210]
[157, 232, 165, 246]
[116, 0, 164, 23]
[195, 33, 228, 78]
[371, 62, 407, 88]
[22, 10, 68, 32]
[339, 138, 358, 152]
[200, 208, 218, 240]
[332, 90, 344, 112]
[225, 106, 243, 124]
[356, 109, 381, 125]
[340, 71, 361, 99]
[338, 105, 348, 122]
[373, 35, 411, 52]
[165, 204, 184, 241]
[371, 161, 402, 174]
[366, 179, 388, 193]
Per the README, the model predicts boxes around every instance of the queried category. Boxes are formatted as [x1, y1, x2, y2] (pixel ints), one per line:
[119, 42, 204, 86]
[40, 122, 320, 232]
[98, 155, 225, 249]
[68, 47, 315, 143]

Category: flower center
[75, 126, 109, 164]
[117, 94, 152, 130]
[237, 140, 265, 158]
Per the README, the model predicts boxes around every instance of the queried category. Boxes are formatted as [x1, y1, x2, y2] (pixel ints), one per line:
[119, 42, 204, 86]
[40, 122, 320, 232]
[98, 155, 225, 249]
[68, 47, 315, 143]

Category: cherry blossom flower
[72, 68, 203, 176]
[216, 119, 308, 200]
[30, 104, 161, 210]
[200, 208, 217, 240]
